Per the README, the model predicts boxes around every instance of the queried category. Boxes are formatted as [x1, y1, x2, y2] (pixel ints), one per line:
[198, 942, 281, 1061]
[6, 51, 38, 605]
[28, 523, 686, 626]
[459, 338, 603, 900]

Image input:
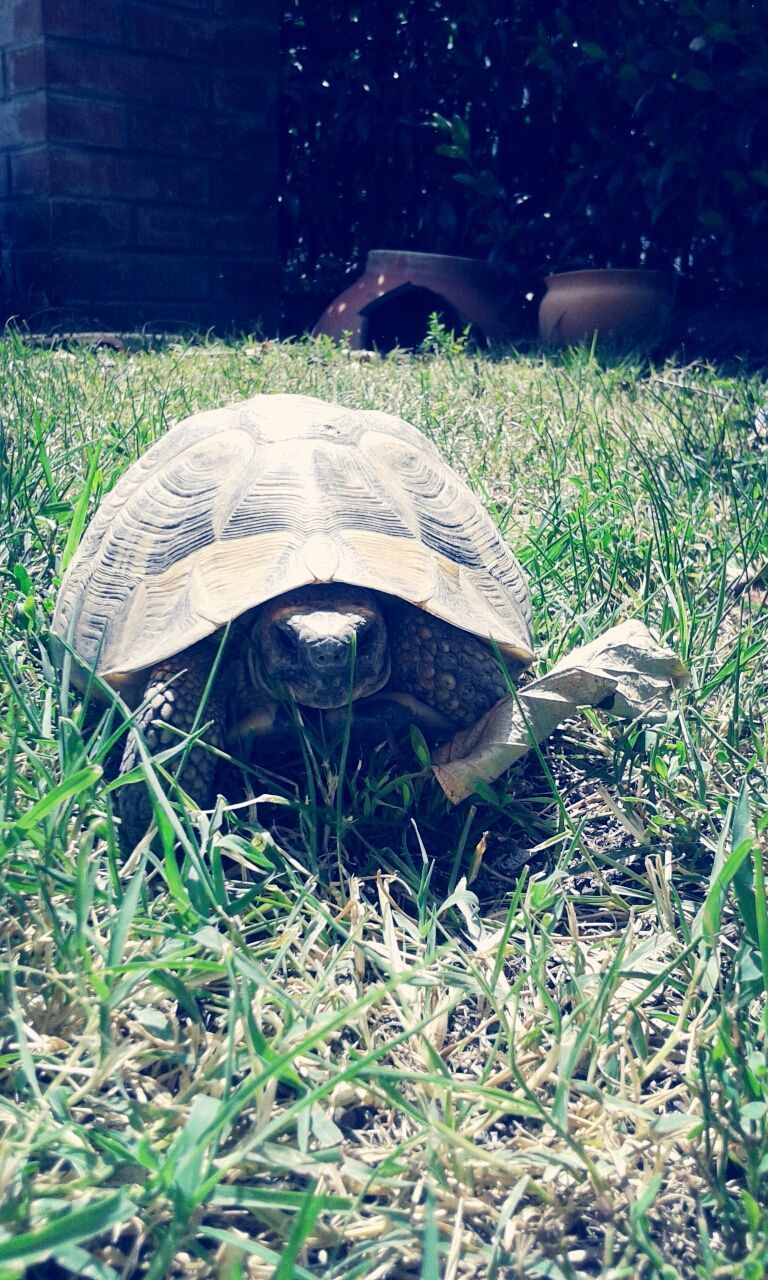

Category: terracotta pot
[312, 249, 516, 350]
[538, 268, 675, 350]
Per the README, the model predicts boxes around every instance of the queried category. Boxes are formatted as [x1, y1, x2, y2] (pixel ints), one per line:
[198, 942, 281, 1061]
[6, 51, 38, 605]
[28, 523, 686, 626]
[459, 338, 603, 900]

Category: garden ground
[1, 332, 768, 1278]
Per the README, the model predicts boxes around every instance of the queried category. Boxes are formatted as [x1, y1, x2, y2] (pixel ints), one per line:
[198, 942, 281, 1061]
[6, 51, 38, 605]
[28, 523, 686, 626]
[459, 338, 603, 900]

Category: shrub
[281, 1, 768, 313]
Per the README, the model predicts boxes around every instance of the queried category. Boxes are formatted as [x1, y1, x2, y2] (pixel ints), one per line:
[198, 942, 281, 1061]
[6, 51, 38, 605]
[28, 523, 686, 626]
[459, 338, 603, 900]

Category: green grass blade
[0, 1192, 136, 1264]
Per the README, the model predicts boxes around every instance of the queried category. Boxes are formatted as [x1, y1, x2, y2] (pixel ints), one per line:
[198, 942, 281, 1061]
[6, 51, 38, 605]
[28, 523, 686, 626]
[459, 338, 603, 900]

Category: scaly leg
[385, 600, 516, 728]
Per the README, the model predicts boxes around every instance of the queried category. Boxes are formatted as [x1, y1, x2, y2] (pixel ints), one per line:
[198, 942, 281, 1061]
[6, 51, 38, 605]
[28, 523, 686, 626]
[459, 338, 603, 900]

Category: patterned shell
[52, 394, 534, 685]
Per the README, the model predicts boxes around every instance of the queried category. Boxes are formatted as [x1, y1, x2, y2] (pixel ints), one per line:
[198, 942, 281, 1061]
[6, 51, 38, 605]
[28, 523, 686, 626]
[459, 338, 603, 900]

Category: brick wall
[0, 0, 279, 332]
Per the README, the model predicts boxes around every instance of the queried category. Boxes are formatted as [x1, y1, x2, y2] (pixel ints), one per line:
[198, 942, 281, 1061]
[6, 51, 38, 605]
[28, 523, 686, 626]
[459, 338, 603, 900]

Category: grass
[1, 327, 768, 1278]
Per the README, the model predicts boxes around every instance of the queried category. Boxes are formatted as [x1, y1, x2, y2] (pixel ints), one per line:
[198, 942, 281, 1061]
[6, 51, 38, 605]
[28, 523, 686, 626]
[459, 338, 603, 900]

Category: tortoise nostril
[310, 638, 351, 668]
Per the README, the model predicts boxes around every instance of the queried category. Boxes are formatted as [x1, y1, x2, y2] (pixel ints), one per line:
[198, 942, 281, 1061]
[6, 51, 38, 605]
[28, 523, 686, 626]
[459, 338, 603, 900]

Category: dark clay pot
[312, 250, 517, 351]
[538, 268, 675, 350]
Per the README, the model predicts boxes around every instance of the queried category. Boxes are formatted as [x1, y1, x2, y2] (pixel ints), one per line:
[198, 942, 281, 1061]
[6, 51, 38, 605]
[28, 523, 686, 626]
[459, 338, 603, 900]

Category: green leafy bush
[281, 0, 768, 314]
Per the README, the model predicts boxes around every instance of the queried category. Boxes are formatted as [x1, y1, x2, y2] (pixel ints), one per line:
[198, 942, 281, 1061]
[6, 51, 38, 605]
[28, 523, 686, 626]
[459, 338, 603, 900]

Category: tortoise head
[256, 585, 390, 709]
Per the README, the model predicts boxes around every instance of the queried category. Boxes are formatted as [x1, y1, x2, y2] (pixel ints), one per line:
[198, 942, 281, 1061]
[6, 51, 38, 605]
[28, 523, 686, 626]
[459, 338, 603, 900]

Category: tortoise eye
[356, 625, 374, 651]
[276, 623, 299, 655]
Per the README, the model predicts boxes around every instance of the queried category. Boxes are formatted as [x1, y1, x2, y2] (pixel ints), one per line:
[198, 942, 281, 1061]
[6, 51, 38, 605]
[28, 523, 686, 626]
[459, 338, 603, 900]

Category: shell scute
[53, 394, 533, 683]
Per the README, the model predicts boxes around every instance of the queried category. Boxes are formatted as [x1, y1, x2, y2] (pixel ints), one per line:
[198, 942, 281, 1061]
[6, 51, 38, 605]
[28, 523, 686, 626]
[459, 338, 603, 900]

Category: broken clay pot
[312, 250, 517, 351]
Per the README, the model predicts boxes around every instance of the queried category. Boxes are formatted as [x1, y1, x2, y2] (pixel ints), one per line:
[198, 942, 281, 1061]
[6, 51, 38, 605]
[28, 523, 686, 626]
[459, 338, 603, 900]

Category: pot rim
[366, 249, 491, 272]
[544, 267, 675, 288]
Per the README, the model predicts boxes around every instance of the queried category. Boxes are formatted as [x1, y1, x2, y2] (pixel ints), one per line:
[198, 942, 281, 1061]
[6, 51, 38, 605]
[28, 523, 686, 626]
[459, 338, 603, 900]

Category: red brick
[2, 0, 279, 332]
[68, 300, 217, 328]
[209, 256, 279, 303]
[140, 0, 210, 10]
[48, 96, 126, 149]
[41, 0, 123, 43]
[0, 0, 43, 46]
[48, 148, 208, 203]
[129, 106, 217, 156]
[8, 249, 83, 306]
[10, 149, 50, 196]
[212, 69, 274, 114]
[128, 104, 271, 158]
[8, 249, 203, 304]
[50, 200, 132, 247]
[0, 94, 47, 147]
[208, 156, 277, 208]
[136, 205, 271, 251]
[6, 43, 47, 95]
[214, 20, 276, 65]
[54, 250, 211, 301]
[0, 198, 51, 245]
[208, 114, 276, 158]
[125, 3, 267, 66]
[45, 43, 210, 108]
[214, 0, 278, 24]
[125, 4, 214, 61]
[128, 252, 211, 301]
[3, 251, 50, 314]
[5, 272, 270, 330]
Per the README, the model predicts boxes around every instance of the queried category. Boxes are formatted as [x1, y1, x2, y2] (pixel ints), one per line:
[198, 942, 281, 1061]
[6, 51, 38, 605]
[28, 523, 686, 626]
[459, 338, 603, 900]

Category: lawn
[1, 330, 768, 1279]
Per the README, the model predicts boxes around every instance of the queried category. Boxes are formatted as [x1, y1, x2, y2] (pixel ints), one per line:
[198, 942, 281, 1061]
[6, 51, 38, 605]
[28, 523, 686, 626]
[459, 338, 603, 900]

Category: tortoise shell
[52, 394, 533, 686]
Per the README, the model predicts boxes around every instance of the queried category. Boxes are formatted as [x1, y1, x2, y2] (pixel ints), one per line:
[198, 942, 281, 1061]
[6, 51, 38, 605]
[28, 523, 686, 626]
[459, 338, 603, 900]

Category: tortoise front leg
[386, 601, 517, 728]
[117, 645, 227, 847]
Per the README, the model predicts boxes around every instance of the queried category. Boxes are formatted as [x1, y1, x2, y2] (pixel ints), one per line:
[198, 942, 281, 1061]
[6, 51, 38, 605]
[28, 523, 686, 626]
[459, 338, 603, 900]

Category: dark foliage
[280, 0, 768, 323]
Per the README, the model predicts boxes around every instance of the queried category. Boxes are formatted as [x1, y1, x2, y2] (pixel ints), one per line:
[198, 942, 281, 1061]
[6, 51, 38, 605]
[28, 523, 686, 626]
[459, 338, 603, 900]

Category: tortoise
[52, 394, 533, 844]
